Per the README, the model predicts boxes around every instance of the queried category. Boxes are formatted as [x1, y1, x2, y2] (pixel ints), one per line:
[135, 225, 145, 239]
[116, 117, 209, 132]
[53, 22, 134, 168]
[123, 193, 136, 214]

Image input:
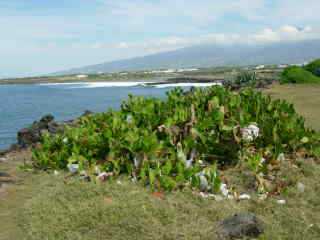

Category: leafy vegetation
[225, 71, 274, 89]
[32, 86, 320, 192]
[304, 59, 320, 77]
[280, 66, 320, 84]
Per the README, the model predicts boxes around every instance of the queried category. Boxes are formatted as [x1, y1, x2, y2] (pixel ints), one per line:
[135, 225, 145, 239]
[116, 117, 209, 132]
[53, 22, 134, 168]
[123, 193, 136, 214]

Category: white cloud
[91, 25, 320, 55]
[281, 25, 300, 34]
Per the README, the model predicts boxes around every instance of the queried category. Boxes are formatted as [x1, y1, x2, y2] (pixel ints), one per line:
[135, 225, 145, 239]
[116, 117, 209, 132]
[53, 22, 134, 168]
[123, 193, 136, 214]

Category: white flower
[241, 123, 260, 141]
[62, 137, 68, 144]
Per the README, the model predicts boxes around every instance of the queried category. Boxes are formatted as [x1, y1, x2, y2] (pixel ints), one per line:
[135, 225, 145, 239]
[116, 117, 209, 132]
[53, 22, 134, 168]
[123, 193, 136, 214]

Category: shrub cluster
[280, 59, 320, 84]
[32, 87, 319, 192]
[304, 59, 320, 77]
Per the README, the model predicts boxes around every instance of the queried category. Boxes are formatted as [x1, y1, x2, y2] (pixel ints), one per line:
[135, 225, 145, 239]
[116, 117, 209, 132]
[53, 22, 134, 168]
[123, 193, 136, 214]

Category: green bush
[225, 71, 258, 89]
[304, 59, 320, 77]
[32, 87, 319, 192]
[280, 66, 320, 84]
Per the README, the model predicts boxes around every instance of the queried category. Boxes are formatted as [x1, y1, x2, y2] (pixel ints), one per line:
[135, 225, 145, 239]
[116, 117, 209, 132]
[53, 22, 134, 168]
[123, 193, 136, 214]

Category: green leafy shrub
[225, 71, 258, 89]
[280, 66, 320, 84]
[304, 59, 320, 77]
[32, 86, 319, 192]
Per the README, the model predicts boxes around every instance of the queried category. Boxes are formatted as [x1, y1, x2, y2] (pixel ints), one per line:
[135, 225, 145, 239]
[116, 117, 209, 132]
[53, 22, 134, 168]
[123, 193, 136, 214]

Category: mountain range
[57, 39, 320, 75]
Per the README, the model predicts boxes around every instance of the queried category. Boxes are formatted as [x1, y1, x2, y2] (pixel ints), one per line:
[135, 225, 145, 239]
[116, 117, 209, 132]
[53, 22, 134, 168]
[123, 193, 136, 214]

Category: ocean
[0, 81, 219, 150]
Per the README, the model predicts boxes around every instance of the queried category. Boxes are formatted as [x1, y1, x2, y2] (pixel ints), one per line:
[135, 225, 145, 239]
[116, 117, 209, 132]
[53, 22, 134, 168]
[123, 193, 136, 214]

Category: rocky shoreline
[0, 110, 93, 157]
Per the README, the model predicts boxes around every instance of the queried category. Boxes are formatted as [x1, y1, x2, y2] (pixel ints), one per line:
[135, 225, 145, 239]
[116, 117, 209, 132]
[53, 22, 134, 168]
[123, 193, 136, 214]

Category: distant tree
[304, 59, 320, 77]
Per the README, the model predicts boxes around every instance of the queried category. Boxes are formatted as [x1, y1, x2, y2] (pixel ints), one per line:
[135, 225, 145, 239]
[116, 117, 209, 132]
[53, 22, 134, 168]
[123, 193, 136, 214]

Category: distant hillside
[57, 39, 320, 75]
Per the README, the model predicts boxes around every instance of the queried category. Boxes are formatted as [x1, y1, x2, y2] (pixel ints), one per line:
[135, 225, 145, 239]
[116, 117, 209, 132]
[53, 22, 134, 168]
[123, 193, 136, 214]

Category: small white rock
[53, 170, 60, 176]
[220, 183, 229, 197]
[67, 164, 79, 174]
[97, 172, 111, 182]
[199, 175, 209, 191]
[241, 124, 260, 142]
[185, 159, 193, 168]
[94, 166, 101, 175]
[134, 156, 143, 168]
[277, 153, 285, 162]
[117, 180, 122, 185]
[258, 194, 268, 201]
[62, 137, 68, 144]
[227, 194, 234, 200]
[239, 194, 251, 200]
[0, 157, 7, 162]
[277, 199, 286, 205]
[199, 192, 209, 198]
[214, 195, 225, 202]
[297, 182, 305, 193]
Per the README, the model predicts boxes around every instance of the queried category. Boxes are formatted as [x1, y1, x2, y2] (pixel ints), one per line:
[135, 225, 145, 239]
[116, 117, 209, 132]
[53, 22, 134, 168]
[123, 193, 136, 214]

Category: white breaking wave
[39, 81, 222, 89]
[39, 82, 155, 88]
[151, 82, 222, 88]
[72, 82, 154, 88]
[39, 82, 88, 86]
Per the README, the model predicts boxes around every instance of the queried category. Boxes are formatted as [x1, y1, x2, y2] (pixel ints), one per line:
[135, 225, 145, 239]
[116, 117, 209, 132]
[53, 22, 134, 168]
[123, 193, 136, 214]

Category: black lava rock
[216, 212, 264, 239]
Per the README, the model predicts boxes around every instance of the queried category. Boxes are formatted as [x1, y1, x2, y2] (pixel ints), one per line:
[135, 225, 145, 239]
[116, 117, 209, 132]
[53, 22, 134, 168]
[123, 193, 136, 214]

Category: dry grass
[264, 84, 320, 131]
[14, 160, 320, 240]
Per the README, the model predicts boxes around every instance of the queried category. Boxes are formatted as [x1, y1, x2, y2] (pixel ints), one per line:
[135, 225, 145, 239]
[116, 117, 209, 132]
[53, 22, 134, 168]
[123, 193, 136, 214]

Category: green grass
[280, 66, 320, 84]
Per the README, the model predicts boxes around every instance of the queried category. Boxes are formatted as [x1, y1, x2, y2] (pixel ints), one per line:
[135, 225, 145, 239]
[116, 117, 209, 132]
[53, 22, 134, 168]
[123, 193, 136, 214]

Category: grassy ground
[1, 84, 320, 240]
[264, 84, 320, 131]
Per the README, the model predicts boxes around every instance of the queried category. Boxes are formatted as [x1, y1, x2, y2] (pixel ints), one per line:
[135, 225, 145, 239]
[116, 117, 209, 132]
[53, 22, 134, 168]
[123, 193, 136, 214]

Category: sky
[0, 0, 320, 77]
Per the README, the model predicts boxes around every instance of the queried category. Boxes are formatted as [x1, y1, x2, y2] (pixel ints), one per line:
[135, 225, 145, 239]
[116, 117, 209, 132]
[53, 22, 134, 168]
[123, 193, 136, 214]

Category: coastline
[0, 75, 225, 86]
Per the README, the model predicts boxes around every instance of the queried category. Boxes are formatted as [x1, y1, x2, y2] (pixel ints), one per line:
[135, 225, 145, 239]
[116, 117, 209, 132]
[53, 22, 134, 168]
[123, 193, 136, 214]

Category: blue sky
[0, 0, 320, 77]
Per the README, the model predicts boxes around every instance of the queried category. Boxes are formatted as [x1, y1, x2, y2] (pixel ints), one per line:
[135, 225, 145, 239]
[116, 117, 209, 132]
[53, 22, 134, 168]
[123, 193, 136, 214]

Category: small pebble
[258, 194, 268, 201]
[199, 192, 209, 198]
[67, 164, 79, 174]
[277, 199, 286, 205]
[220, 183, 229, 197]
[277, 153, 285, 162]
[239, 194, 251, 200]
[94, 166, 101, 175]
[227, 194, 234, 200]
[214, 195, 224, 202]
[297, 182, 305, 193]
[97, 172, 112, 182]
[53, 170, 59, 176]
[117, 180, 122, 185]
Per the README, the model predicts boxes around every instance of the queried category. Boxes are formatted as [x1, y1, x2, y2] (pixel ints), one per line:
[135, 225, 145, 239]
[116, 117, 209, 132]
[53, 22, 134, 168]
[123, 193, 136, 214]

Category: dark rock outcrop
[16, 111, 94, 149]
[17, 114, 65, 148]
[216, 213, 264, 239]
